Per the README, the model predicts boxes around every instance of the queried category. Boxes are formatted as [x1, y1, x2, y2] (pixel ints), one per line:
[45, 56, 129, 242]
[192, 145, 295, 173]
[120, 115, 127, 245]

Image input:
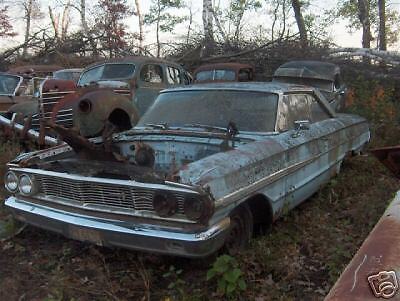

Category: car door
[278, 93, 339, 210]
[134, 63, 167, 116]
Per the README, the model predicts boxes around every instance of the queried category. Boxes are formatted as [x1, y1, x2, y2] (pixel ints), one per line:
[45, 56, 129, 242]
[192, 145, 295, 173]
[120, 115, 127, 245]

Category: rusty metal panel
[325, 191, 400, 300]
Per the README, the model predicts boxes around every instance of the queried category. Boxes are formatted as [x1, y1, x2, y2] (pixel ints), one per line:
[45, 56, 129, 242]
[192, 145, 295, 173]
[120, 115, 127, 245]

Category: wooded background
[1, 0, 400, 72]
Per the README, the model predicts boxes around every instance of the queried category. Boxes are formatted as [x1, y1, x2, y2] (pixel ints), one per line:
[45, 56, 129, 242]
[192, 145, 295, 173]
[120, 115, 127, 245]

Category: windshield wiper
[182, 123, 228, 133]
[145, 123, 169, 130]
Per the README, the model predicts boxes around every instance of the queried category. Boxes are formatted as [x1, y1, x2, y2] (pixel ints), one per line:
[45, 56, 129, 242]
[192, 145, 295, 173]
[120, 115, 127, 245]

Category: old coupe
[4, 82, 369, 257]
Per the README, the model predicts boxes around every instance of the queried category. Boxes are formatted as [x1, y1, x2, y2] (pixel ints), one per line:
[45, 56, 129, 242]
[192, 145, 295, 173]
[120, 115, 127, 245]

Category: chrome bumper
[5, 196, 230, 257]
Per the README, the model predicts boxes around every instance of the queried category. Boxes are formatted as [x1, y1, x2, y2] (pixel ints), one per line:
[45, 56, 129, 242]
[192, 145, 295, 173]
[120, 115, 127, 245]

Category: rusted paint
[42, 78, 77, 93]
[325, 192, 400, 301]
[7, 65, 63, 77]
[370, 146, 400, 178]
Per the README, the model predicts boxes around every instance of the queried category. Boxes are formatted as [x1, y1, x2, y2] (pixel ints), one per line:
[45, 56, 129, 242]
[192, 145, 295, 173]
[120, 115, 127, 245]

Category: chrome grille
[36, 174, 185, 213]
[32, 90, 75, 129]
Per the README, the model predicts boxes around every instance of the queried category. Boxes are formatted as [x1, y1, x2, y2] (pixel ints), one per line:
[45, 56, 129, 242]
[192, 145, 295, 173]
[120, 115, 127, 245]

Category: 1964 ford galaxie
[4, 82, 369, 257]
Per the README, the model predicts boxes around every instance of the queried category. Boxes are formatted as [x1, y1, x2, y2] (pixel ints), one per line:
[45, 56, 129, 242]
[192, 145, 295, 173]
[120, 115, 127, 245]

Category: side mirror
[294, 120, 310, 131]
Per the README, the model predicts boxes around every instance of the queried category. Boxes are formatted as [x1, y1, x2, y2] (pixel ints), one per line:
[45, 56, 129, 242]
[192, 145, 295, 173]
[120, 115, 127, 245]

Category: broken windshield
[78, 64, 136, 86]
[138, 90, 278, 132]
[0, 74, 21, 95]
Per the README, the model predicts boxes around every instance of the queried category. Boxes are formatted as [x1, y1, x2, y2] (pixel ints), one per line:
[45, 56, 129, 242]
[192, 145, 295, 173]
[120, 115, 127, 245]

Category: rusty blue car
[4, 82, 370, 257]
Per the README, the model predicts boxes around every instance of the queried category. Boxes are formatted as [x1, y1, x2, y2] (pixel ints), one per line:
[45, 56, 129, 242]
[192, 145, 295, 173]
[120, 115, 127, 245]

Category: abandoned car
[273, 60, 346, 112]
[4, 82, 369, 257]
[7, 56, 192, 138]
[193, 63, 254, 83]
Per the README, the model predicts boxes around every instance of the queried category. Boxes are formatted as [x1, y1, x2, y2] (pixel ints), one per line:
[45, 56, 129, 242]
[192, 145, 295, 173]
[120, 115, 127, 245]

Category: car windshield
[78, 63, 135, 86]
[0, 74, 21, 95]
[138, 90, 278, 132]
[195, 70, 236, 82]
[54, 70, 82, 82]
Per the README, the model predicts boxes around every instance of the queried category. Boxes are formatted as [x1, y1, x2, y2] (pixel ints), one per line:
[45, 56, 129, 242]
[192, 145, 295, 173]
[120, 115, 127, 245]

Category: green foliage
[328, 0, 400, 46]
[206, 255, 246, 297]
[163, 265, 187, 299]
[144, 0, 187, 33]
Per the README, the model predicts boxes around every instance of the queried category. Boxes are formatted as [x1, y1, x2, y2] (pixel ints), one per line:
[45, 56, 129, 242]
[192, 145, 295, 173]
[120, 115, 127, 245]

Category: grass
[0, 114, 399, 300]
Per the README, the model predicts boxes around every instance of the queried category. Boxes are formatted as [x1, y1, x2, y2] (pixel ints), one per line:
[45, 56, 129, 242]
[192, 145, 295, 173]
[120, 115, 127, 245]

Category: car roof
[84, 56, 184, 70]
[161, 81, 314, 94]
[273, 60, 340, 81]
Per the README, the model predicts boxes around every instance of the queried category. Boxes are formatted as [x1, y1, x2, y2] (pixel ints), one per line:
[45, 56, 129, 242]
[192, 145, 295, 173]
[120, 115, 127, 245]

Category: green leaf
[206, 269, 216, 281]
[226, 283, 236, 295]
[238, 279, 247, 290]
[217, 279, 226, 294]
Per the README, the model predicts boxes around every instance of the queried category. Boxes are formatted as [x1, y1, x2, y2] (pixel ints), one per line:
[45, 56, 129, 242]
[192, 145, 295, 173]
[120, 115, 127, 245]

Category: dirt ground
[0, 124, 399, 301]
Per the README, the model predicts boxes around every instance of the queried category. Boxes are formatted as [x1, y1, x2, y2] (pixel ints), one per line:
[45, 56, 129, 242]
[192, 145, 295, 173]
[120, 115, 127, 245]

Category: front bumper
[5, 196, 230, 257]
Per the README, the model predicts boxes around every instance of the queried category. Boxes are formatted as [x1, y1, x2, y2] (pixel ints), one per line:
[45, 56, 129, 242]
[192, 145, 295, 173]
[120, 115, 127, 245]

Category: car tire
[224, 203, 254, 254]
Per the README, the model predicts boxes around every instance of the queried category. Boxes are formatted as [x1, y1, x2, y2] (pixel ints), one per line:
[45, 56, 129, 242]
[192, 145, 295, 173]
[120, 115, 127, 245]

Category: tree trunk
[378, 0, 386, 51]
[291, 0, 307, 47]
[23, 0, 33, 58]
[80, 0, 97, 55]
[61, 2, 70, 41]
[202, 0, 214, 57]
[134, 0, 144, 54]
[48, 6, 59, 40]
[156, 0, 161, 57]
[357, 0, 372, 49]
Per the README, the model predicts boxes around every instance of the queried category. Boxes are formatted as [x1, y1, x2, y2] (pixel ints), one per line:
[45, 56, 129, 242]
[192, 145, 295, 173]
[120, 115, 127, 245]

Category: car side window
[311, 95, 330, 122]
[277, 94, 313, 131]
[166, 66, 182, 85]
[140, 64, 163, 83]
[183, 72, 191, 85]
[238, 68, 251, 81]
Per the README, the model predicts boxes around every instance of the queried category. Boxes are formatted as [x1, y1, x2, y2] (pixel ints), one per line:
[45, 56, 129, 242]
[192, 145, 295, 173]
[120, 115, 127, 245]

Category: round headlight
[153, 192, 178, 217]
[184, 195, 214, 222]
[4, 171, 18, 192]
[19, 174, 36, 195]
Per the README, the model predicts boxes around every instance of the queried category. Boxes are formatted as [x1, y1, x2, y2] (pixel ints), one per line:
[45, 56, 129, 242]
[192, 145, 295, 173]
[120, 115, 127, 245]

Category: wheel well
[108, 109, 132, 131]
[245, 194, 273, 230]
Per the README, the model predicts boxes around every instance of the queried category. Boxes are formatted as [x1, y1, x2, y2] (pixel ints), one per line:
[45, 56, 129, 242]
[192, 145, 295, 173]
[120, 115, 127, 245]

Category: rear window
[195, 69, 236, 82]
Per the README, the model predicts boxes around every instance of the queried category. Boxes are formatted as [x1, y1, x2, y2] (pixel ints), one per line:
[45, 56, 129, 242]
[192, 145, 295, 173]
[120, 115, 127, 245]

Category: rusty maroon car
[4, 82, 369, 257]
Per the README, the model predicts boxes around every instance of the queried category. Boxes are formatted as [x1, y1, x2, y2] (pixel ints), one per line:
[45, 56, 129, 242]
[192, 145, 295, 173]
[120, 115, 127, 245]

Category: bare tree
[291, 0, 307, 47]
[133, 0, 144, 54]
[0, 1, 15, 37]
[357, 0, 372, 49]
[202, 0, 214, 56]
[49, 2, 71, 42]
[378, 0, 386, 50]
[22, 0, 33, 57]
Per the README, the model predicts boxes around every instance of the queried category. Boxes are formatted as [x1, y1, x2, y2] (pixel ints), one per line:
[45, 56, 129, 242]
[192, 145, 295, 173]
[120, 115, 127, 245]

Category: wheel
[224, 204, 254, 254]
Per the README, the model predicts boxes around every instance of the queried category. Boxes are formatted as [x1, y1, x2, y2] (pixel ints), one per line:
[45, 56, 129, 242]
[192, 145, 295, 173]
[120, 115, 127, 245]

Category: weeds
[207, 255, 246, 298]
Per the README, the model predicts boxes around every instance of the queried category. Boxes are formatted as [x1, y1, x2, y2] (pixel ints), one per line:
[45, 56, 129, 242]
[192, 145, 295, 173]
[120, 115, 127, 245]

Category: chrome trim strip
[6, 196, 230, 242]
[31, 194, 195, 223]
[9, 167, 199, 194]
[215, 156, 317, 207]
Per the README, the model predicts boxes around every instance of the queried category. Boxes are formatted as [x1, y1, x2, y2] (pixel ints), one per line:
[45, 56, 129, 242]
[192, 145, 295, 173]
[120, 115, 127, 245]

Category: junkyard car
[193, 63, 254, 83]
[273, 60, 346, 111]
[0, 72, 49, 116]
[2, 65, 64, 116]
[7, 56, 192, 138]
[4, 82, 369, 257]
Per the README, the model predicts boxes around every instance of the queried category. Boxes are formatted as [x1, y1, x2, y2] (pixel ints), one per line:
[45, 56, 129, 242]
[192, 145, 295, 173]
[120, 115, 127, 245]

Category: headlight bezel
[18, 173, 37, 196]
[4, 171, 19, 193]
[183, 194, 214, 223]
[152, 191, 178, 217]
